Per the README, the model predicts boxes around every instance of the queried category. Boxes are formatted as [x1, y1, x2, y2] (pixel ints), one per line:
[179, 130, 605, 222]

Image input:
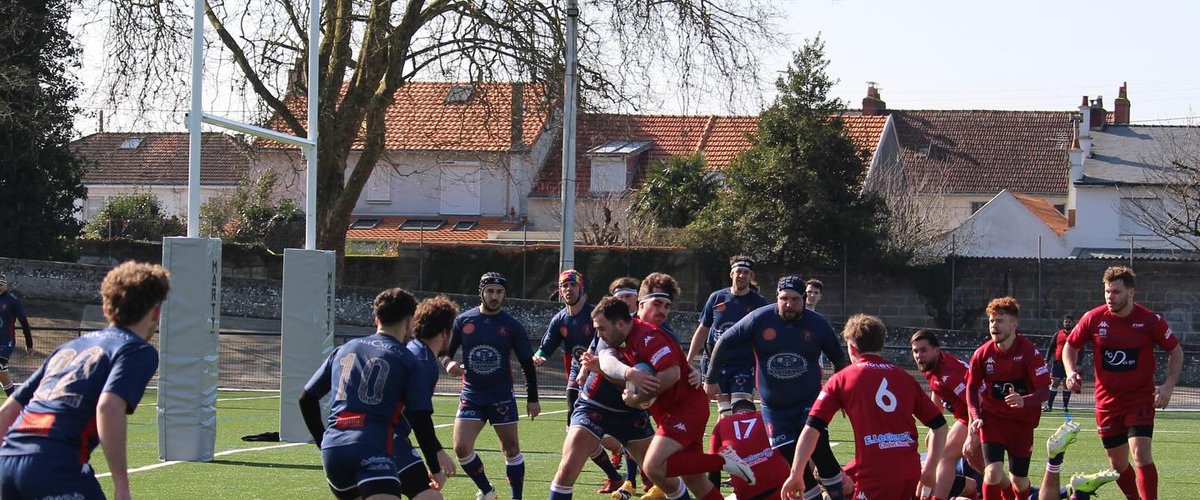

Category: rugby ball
[626, 362, 657, 409]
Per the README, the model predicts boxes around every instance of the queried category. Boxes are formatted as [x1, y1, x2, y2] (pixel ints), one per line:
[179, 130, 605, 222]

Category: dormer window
[119, 137, 143, 149]
[444, 85, 474, 104]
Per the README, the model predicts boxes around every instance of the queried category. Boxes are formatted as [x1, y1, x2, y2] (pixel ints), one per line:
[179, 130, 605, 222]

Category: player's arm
[1016, 348, 1052, 408]
[512, 323, 541, 416]
[1156, 344, 1184, 408]
[440, 323, 465, 376]
[686, 324, 710, 364]
[97, 392, 133, 499]
[965, 355, 984, 431]
[1062, 315, 1089, 391]
[915, 378, 950, 488]
[646, 365, 681, 397]
[405, 409, 448, 472]
[14, 300, 31, 352]
[299, 354, 333, 446]
[817, 318, 848, 371]
[533, 318, 562, 365]
[0, 398, 23, 447]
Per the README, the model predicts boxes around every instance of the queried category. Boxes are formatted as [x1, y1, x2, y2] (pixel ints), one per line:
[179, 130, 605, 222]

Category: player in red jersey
[1044, 315, 1074, 413]
[911, 329, 983, 500]
[967, 297, 1051, 500]
[710, 399, 790, 500]
[782, 314, 948, 500]
[593, 295, 755, 500]
[1063, 266, 1182, 500]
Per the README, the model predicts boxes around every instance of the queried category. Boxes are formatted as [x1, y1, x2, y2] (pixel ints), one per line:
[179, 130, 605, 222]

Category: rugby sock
[663, 451, 724, 477]
[625, 453, 639, 485]
[820, 473, 845, 500]
[667, 482, 690, 499]
[460, 452, 494, 495]
[1012, 483, 1029, 500]
[982, 482, 1006, 500]
[591, 448, 622, 482]
[2, 384, 12, 397]
[1049, 452, 1065, 467]
[506, 453, 526, 500]
[1115, 464, 1138, 499]
[707, 471, 720, 492]
[1046, 390, 1057, 408]
[717, 400, 732, 416]
[802, 485, 824, 500]
[548, 482, 573, 500]
[1136, 463, 1158, 500]
[1061, 391, 1071, 410]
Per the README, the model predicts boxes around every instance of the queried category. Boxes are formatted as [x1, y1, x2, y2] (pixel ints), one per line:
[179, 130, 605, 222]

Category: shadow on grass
[211, 459, 323, 471]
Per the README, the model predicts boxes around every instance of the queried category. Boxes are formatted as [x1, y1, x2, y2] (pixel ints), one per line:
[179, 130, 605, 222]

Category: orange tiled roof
[262, 82, 549, 152]
[531, 113, 887, 196]
[346, 216, 522, 243]
[72, 132, 250, 185]
[890, 110, 1074, 195]
[1011, 192, 1068, 235]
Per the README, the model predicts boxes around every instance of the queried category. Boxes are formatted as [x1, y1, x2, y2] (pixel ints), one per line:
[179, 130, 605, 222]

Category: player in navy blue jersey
[706, 275, 848, 500]
[533, 270, 625, 493]
[686, 255, 769, 418]
[0, 261, 169, 500]
[0, 275, 33, 396]
[441, 272, 541, 500]
[300, 287, 438, 500]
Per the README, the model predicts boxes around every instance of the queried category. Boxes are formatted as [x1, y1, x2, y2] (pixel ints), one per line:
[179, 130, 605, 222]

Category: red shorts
[978, 418, 1035, 459]
[853, 478, 918, 500]
[1096, 404, 1155, 438]
[652, 400, 709, 449]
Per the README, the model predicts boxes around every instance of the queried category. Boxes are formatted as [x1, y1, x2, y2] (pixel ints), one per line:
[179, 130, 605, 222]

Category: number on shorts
[732, 418, 757, 440]
[875, 378, 897, 413]
[334, 353, 391, 405]
[32, 347, 106, 408]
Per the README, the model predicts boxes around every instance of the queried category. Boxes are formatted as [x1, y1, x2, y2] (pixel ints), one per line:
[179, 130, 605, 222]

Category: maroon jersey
[1053, 329, 1070, 361]
[921, 350, 970, 423]
[967, 334, 1050, 426]
[810, 354, 942, 491]
[614, 318, 706, 420]
[710, 410, 789, 500]
[1067, 304, 1178, 411]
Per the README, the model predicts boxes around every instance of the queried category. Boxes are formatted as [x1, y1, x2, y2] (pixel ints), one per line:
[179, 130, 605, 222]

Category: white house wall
[949, 193, 1068, 258]
[82, 185, 234, 221]
[1067, 184, 1176, 250]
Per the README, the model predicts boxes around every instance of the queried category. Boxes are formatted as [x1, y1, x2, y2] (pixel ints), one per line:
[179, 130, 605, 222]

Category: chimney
[1089, 95, 1107, 131]
[1066, 129, 1083, 228]
[99, 110, 104, 133]
[862, 83, 886, 116]
[511, 82, 526, 150]
[1113, 82, 1130, 125]
[1077, 96, 1094, 157]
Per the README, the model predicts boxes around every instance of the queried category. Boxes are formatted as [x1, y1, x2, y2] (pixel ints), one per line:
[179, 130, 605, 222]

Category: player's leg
[932, 420, 969, 500]
[550, 424, 604, 499]
[0, 339, 14, 395]
[808, 427, 845, 500]
[1045, 379, 1061, 412]
[1128, 432, 1156, 500]
[641, 435, 694, 499]
[399, 462, 443, 500]
[623, 436, 682, 499]
[1097, 408, 1138, 500]
[453, 407, 496, 498]
[1007, 423, 1036, 499]
[492, 399, 526, 500]
[979, 441, 1012, 500]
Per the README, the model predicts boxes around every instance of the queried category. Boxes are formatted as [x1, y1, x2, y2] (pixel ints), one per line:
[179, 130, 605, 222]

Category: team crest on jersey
[560, 326, 569, 337]
[762, 328, 777, 341]
[643, 336, 654, 346]
[985, 357, 995, 374]
[463, 322, 476, 335]
[802, 330, 813, 342]
[715, 301, 727, 312]
[468, 345, 503, 375]
[765, 353, 807, 379]
[1099, 327, 1107, 338]
[498, 326, 508, 337]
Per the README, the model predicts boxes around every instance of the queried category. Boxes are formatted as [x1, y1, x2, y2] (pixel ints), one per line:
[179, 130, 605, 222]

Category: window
[590, 158, 628, 193]
[444, 85, 474, 104]
[970, 201, 987, 214]
[452, 220, 478, 231]
[1053, 204, 1066, 215]
[1119, 198, 1163, 236]
[119, 137, 143, 149]
[399, 219, 445, 230]
[349, 218, 380, 230]
[84, 196, 111, 220]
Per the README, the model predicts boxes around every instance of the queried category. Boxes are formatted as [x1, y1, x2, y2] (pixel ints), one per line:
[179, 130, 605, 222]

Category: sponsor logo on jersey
[762, 328, 777, 341]
[362, 455, 395, 471]
[463, 322, 476, 335]
[715, 301, 727, 312]
[1166, 328, 1174, 339]
[1133, 323, 1145, 328]
[650, 346, 672, 366]
[468, 345, 503, 375]
[765, 352, 807, 379]
[1101, 348, 1139, 372]
[863, 431, 915, 449]
[1035, 365, 1049, 376]
[954, 382, 967, 395]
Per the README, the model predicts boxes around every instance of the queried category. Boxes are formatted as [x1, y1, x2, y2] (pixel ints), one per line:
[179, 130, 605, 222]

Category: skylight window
[444, 85, 474, 104]
[452, 220, 478, 231]
[119, 137, 143, 149]
[399, 219, 445, 230]
[349, 218, 380, 230]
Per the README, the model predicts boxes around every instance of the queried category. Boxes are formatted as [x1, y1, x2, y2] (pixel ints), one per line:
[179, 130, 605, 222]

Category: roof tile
[346, 216, 521, 243]
[1011, 192, 1068, 235]
[72, 132, 250, 186]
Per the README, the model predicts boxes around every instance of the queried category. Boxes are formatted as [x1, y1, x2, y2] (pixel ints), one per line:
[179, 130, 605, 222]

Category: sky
[71, 0, 1200, 135]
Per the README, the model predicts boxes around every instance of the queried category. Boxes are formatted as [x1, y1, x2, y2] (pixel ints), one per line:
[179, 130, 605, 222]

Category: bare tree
[865, 157, 955, 263]
[543, 190, 662, 246]
[77, 0, 781, 268]
[1117, 127, 1200, 252]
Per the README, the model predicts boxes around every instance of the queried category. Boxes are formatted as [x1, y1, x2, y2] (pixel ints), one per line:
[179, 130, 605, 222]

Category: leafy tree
[688, 37, 890, 267]
[84, 192, 186, 241]
[632, 153, 719, 228]
[0, 0, 87, 258]
[83, 0, 781, 268]
[201, 170, 304, 252]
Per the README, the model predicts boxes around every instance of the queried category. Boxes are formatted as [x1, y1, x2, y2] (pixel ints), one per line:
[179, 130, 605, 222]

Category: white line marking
[96, 443, 307, 478]
[433, 409, 569, 428]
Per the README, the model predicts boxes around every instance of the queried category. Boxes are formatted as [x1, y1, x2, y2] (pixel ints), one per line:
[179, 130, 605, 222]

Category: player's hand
[704, 382, 718, 399]
[1065, 372, 1083, 393]
[430, 470, 447, 490]
[445, 361, 465, 377]
[437, 449, 456, 476]
[687, 369, 703, 389]
[25, 345, 32, 358]
[527, 401, 541, 419]
[781, 471, 807, 499]
[532, 355, 546, 366]
[968, 418, 983, 435]
[113, 487, 133, 500]
[579, 351, 600, 372]
[1004, 387, 1024, 408]
[919, 464, 936, 496]
[624, 367, 659, 393]
[1154, 385, 1174, 409]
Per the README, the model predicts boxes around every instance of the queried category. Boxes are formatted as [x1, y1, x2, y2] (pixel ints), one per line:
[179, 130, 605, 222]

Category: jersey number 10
[335, 353, 392, 405]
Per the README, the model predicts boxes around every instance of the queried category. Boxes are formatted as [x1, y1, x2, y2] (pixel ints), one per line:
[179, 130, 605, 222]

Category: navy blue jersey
[577, 337, 631, 412]
[719, 305, 843, 409]
[447, 308, 534, 405]
[537, 303, 596, 385]
[0, 326, 157, 461]
[0, 292, 31, 349]
[700, 289, 769, 361]
[398, 338, 441, 439]
[304, 333, 427, 452]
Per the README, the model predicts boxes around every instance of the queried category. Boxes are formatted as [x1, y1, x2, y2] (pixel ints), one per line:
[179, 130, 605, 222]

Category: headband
[638, 291, 673, 304]
[777, 275, 804, 293]
[558, 269, 583, 287]
[731, 260, 754, 271]
[612, 287, 638, 297]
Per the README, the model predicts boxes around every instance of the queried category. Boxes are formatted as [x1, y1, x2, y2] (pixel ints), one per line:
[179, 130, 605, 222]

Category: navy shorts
[762, 403, 810, 449]
[393, 434, 424, 473]
[321, 445, 401, 499]
[456, 396, 519, 425]
[716, 364, 755, 395]
[0, 337, 14, 366]
[1050, 360, 1066, 379]
[569, 402, 654, 443]
[0, 455, 104, 500]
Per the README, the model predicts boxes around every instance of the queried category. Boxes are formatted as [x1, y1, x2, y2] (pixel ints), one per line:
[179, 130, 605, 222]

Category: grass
[63, 391, 1200, 498]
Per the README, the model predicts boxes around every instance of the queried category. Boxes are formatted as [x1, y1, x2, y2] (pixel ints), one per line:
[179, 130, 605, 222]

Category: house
[1065, 84, 1200, 258]
[944, 189, 1070, 258]
[259, 82, 554, 245]
[71, 132, 251, 220]
[525, 111, 900, 231]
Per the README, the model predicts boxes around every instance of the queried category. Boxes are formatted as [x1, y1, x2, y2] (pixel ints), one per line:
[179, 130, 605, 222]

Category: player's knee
[413, 491, 443, 500]
[982, 463, 1007, 484]
[643, 460, 667, 484]
[453, 443, 473, 459]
